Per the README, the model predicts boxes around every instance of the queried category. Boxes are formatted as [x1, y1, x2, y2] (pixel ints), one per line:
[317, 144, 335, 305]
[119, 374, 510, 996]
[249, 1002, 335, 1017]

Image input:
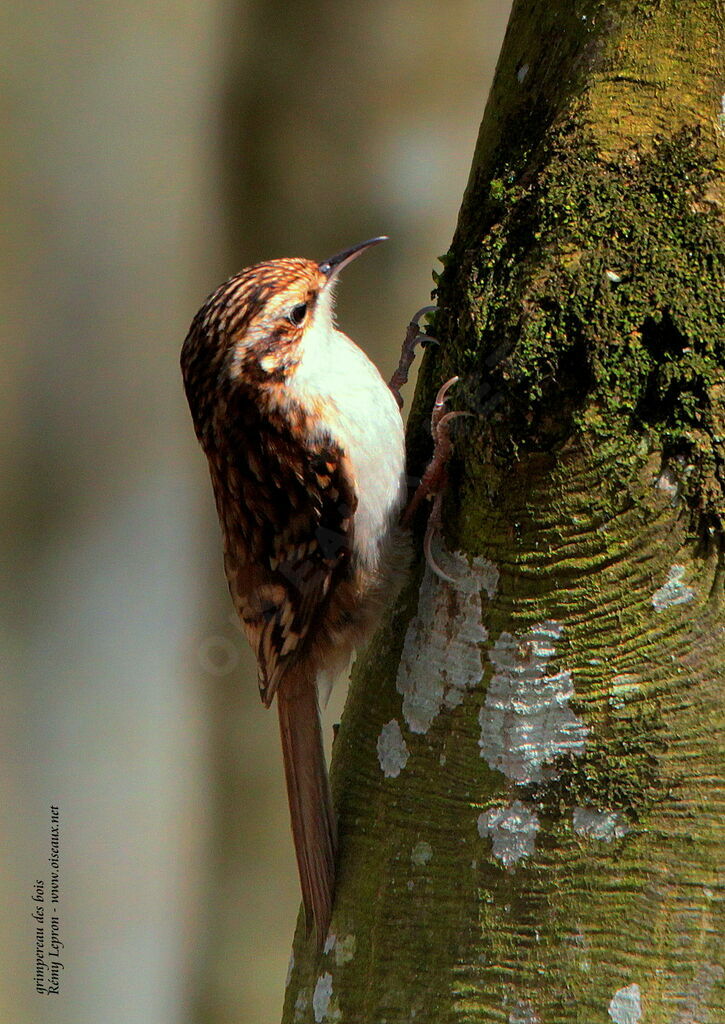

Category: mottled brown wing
[214, 393, 357, 706]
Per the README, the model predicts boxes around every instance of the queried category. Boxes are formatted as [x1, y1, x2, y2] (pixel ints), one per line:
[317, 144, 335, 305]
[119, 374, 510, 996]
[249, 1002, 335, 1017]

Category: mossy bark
[283, 2, 725, 1022]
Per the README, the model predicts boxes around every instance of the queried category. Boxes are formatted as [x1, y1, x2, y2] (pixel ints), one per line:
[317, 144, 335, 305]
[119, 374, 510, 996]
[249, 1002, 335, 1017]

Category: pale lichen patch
[285, 952, 295, 987]
[652, 565, 696, 612]
[396, 549, 497, 734]
[411, 840, 433, 866]
[655, 464, 679, 502]
[565, 926, 591, 974]
[377, 719, 409, 778]
[608, 984, 642, 1024]
[671, 963, 725, 1024]
[517, 63, 529, 83]
[573, 806, 629, 841]
[479, 621, 588, 783]
[293, 989, 309, 1023]
[478, 800, 540, 867]
[313, 973, 333, 1023]
[508, 999, 540, 1024]
[334, 933, 356, 967]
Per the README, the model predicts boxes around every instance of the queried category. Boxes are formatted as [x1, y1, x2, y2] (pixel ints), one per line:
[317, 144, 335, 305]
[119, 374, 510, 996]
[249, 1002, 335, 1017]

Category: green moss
[430, 126, 724, 533]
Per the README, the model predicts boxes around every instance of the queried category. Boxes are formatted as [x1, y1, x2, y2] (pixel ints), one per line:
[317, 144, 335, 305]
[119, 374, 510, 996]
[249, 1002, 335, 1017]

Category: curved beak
[318, 236, 388, 281]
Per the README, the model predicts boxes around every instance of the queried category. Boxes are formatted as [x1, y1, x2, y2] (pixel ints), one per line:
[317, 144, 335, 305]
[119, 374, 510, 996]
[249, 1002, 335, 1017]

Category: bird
[181, 237, 412, 950]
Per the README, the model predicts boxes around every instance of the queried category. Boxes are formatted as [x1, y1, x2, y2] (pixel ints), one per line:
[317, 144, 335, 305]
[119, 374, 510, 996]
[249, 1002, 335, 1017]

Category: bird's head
[181, 237, 386, 438]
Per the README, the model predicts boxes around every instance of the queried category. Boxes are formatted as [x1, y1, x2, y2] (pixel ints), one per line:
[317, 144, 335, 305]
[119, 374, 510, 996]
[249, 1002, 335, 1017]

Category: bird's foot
[403, 376, 472, 585]
[388, 305, 438, 409]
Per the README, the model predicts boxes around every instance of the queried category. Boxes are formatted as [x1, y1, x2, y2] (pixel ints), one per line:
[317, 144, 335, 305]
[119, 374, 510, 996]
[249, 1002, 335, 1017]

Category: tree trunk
[283, 2, 725, 1021]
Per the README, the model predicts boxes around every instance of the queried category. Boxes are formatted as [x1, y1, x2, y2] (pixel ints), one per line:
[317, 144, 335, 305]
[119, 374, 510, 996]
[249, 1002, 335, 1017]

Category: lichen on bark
[282, 1, 724, 1021]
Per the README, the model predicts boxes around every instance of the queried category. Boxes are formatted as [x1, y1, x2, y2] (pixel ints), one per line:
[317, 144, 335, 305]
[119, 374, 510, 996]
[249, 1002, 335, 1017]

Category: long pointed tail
[277, 679, 337, 950]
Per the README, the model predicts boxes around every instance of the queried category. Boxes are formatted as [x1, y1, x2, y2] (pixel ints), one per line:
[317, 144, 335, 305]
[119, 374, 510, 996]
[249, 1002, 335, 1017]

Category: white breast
[284, 310, 406, 572]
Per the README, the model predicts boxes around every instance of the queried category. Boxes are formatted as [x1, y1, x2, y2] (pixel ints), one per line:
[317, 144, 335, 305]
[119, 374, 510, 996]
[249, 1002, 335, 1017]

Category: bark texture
[283, 2, 725, 1021]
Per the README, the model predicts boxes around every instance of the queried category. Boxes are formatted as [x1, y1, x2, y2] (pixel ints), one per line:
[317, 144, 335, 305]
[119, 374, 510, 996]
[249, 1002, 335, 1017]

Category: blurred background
[2, 3, 511, 1022]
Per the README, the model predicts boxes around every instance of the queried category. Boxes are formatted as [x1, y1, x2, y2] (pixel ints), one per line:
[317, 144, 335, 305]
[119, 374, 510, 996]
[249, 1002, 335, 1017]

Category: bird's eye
[288, 302, 308, 326]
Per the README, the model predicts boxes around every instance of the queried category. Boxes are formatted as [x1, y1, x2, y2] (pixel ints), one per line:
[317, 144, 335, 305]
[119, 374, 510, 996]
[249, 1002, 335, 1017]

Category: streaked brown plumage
[181, 239, 409, 948]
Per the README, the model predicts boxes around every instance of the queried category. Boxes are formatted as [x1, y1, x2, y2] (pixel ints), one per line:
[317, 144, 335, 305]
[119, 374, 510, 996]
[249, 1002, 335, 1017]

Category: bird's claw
[411, 304, 437, 326]
[390, 308, 470, 585]
[423, 492, 458, 585]
[389, 305, 438, 409]
[411, 305, 440, 348]
[403, 377, 473, 585]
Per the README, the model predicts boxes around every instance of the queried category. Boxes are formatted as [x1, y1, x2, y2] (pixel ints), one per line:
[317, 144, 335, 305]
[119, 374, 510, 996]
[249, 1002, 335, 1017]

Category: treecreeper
[181, 237, 460, 949]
